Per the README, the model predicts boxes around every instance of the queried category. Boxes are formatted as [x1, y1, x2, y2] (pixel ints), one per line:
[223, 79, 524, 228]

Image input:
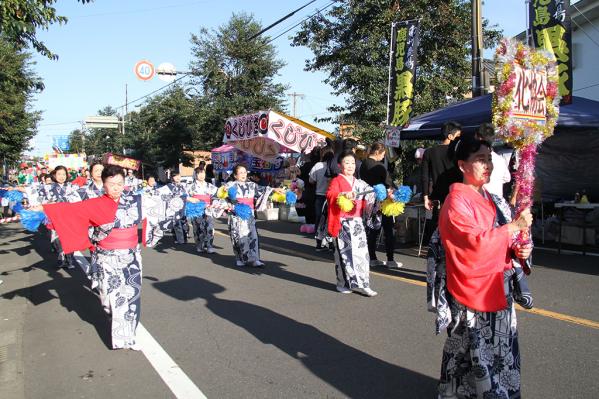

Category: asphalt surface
[1, 220, 598, 398]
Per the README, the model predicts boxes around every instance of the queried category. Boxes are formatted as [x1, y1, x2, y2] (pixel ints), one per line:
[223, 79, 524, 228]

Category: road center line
[218, 231, 599, 331]
[74, 252, 208, 399]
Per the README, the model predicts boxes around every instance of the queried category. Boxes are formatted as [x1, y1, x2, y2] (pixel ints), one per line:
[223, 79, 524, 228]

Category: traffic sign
[157, 62, 177, 82]
[134, 60, 155, 81]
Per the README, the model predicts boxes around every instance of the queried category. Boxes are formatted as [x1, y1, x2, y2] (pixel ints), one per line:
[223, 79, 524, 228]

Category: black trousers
[367, 215, 395, 261]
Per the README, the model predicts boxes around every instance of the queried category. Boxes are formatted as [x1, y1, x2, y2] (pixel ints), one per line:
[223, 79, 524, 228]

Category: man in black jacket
[360, 142, 402, 268]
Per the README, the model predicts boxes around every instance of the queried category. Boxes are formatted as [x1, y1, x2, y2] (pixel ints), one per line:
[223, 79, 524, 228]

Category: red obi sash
[193, 194, 211, 203]
[340, 199, 365, 218]
[237, 197, 255, 209]
[98, 226, 138, 250]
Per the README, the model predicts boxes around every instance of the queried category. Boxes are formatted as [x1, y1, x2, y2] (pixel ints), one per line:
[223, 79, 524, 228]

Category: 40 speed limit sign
[134, 60, 155, 81]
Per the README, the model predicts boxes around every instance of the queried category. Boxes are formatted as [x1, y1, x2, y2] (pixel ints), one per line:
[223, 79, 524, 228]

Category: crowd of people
[1, 124, 535, 397]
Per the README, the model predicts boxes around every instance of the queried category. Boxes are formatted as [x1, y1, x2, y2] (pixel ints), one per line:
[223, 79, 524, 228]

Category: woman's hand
[509, 208, 533, 233]
[514, 243, 533, 260]
[344, 191, 356, 200]
[274, 188, 285, 194]
[187, 197, 199, 203]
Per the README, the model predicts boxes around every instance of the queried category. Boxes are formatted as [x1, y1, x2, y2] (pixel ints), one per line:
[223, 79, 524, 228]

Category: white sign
[134, 60, 155, 81]
[385, 126, 401, 147]
[85, 116, 119, 129]
[157, 62, 177, 82]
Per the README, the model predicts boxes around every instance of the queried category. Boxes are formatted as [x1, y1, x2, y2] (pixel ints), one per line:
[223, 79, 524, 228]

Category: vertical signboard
[387, 20, 420, 128]
[529, 0, 572, 104]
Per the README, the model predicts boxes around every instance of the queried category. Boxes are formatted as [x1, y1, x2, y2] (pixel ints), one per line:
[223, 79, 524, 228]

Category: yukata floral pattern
[77, 180, 104, 200]
[223, 181, 270, 264]
[428, 193, 534, 399]
[332, 179, 376, 290]
[39, 182, 82, 265]
[186, 181, 219, 251]
[90, 190, 182, 349]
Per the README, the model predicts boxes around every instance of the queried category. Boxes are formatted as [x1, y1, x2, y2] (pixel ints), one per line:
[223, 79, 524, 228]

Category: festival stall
[223, 110, 333, 161]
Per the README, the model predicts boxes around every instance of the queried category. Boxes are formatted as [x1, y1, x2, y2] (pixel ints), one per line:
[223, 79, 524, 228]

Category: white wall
[572, 11, 599, 101]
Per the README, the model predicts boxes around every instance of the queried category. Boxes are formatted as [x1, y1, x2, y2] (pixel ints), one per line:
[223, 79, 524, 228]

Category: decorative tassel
[19, 210, 48, 232]
[381, 198, 406, 217]
[336, 194, 355, 212]
[217, 186, 228, 199]
[285, 191, 297, 205]
[227, 186, 238, 202]
[372, 184, 388, 202]
[271, 191, 286, 203]
[185, 201, 206, 218]
[234, 203, 253, 220]
[392, 186, 412, 203]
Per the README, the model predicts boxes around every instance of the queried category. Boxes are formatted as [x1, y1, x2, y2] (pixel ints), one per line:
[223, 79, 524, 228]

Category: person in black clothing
[360, 142, 403, 269]
[297, 150, 320, 225]
[421, 121, 462, 242]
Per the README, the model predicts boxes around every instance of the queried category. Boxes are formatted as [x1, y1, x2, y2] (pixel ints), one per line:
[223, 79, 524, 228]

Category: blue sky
[29, 0, 531, 155]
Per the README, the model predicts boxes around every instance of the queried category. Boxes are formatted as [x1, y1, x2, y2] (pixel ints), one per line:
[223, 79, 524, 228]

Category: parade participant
[166, 171, 189, 244]
[360, 142, 402, 269]
[124, 169, 141, 191]
[187, 166, 219, 253]
[326, 150, 378, 297]
[436, 136, 533, 398]
[223, 164, 282, 267]
[143, 175, 158, 194]
[38, 165, 83, 269]
[36, 165, 184, 350]
[78, 161, 104, 200]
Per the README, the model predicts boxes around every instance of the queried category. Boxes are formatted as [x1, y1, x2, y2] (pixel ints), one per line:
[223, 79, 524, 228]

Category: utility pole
[287, 92, 305, 117]
[471, 0, 484, 97]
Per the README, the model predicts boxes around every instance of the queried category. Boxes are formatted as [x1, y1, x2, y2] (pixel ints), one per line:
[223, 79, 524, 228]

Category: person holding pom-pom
[222, 164, 283, 267]
[326, 151, 379, 297]
[186, 165, 220, 254]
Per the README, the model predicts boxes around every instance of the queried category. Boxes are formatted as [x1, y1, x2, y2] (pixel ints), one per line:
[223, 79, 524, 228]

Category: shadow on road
[1, 232, 112, 349]
[152, 275, 438, 398]
[532, 250, 599, 276]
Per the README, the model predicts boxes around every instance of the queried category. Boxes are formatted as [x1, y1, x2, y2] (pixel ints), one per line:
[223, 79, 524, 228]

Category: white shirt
[484, 151, 511, 197]
[309, 162, 330, 196]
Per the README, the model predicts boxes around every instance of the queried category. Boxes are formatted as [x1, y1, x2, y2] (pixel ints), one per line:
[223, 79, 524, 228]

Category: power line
[39, 120, 81, 127]
[571, 2, 599, 35]
[574, 82, 599, 92]
[248, 0, 319, 41]
[115, 74, 191, 110]
[267, 1, 336, 44]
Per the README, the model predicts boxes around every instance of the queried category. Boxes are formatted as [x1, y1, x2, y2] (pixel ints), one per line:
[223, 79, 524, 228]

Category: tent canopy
[401, 95, 599, 140]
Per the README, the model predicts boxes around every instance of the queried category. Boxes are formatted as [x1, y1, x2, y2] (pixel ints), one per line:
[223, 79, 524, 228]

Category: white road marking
[74, 251, 207, 399]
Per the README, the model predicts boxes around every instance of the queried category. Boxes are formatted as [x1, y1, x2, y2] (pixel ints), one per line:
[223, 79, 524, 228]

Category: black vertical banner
[387, 20, 419, 127]
[529, 0, 573, 105]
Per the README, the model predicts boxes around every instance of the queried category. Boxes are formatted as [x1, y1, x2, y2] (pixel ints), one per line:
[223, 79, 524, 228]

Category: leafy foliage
[0, 37, 42, 162]
[189, 12, 288, 146]
[292, 0, 502, 143]
[0, 0, 92, 60]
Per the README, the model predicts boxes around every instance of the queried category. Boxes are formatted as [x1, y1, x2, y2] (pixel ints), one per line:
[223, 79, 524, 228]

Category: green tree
[0, 37, 42, 162]
[125, 87, 198, 169]
[66, 128, 85, 153]
[292, 0, 502, 143]
[0, 0, 92, 60]
[189, 12, 288, 147]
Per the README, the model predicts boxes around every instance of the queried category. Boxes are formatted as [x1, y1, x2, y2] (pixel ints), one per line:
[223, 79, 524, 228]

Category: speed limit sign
[134, 60, 155, 81]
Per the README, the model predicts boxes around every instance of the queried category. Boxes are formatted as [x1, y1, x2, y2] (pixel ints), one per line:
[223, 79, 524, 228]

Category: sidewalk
[0, 224, 35, 399]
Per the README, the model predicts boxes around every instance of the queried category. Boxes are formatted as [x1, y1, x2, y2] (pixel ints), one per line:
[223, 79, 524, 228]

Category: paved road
[1, 220, 598, 398]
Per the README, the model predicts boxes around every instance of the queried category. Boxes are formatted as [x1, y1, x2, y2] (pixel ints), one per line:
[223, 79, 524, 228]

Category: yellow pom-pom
[337, 194, 355, 212]
[271, 191, 286, 203]
[381, 198, 405, 217]
[217, 186, 228, 199]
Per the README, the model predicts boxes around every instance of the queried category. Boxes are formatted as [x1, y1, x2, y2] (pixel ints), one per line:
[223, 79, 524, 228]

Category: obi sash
[193, 194, 211, 203]
[340, 199, 365, 218]
[237, 197, 255, 209]
[98, 226, 138, 250]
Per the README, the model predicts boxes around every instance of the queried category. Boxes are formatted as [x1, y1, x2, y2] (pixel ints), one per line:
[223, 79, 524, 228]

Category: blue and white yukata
[186, 181, 220, 252]
[427, 193, 533, 399]
[222, 181, 273, 265]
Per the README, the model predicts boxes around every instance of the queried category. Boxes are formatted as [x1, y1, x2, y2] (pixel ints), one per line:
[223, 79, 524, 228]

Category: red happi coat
[439, 183, 512, 312]
[43, 195, 119, 254]
[326, 175, 365, 238]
